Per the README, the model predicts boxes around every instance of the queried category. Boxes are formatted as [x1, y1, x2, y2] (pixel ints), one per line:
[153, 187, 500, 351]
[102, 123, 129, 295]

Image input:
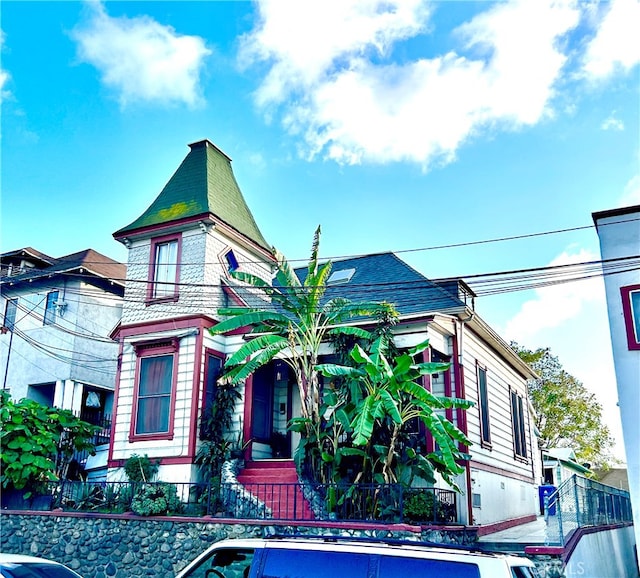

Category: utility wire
[2, 215, 639, 269]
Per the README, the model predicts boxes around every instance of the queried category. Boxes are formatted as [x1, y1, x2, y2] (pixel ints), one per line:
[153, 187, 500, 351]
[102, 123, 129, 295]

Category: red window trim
[477, 362, 492, 449]
[202, 348, 225, 408]
[621, 284, 640, 350]
[510, 387, 528, 462]
[146, 233, 182, 305]
[129, 338, 179, 442]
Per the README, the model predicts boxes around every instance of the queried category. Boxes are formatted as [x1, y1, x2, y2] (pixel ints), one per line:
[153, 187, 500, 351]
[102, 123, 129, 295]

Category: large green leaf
[352, 396, 376, 446]
[379, 389, 401, 424]
[414, 362, 452, 375]
[408, 339, 431, 357]
[210, 310, 291, 335]
[225, 334, 289, 367]
[227, 343, 289, 384]
[326, 326, 372, 339]
[315, 363, 364, 379]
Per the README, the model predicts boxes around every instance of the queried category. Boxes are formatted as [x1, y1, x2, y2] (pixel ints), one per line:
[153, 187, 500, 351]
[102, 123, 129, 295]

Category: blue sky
[2, 0, 639, 460]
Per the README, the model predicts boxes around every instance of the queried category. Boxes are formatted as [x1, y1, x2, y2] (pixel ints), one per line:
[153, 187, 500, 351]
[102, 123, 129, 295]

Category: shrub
[131, 483, 182, 516]
[0, 391, 99, 498]
[403, 490, 439, 523]
[124, 454, 158, 483]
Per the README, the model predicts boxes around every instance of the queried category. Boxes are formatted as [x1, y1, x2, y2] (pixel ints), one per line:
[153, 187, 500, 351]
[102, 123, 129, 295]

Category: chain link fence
[544, 474, 633, 545]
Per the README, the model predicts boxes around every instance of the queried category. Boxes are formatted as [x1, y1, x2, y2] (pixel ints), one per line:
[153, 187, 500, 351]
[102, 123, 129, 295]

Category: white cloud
[0, 30, 11, 102]
[71, 2, 211, 107]
[601, 113, 624, 131]
[503, 248, 603, 343]
[241, 0, 581, 167]
[582, 0, 640, 80]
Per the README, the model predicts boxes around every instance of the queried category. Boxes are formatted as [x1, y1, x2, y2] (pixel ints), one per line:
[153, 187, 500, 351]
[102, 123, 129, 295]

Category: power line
[3, 215, 638, 270]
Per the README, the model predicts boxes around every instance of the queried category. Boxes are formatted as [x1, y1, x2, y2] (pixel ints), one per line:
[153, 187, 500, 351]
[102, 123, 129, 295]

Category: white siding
[462, 329, 535, 480]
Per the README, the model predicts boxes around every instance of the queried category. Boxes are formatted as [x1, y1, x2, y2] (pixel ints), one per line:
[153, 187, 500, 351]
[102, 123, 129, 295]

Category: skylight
[327, 268, 355, 285]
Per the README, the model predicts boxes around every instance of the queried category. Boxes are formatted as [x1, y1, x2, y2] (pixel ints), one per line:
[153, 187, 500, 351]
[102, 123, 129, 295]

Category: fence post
[573, 476, 581, 529]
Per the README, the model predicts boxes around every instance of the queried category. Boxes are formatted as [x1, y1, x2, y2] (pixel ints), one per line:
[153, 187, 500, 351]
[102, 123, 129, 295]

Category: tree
[0, 391, 99, 497]
[315, 336, 472, 488]
[512, 344, 616, 469]
[209, 226, 397, 462]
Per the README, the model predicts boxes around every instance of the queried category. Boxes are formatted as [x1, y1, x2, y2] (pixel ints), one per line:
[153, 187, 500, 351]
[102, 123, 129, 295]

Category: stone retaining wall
[0, 511, 476, 578]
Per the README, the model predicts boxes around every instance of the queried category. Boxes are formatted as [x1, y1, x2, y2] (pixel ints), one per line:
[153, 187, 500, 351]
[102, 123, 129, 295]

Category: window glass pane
[139, 356, 173, 395]
[225, 250, 239, 272]
[0, 563, 81, 578]
[136, 397, 171, 434]
[153, 240, 178, 297]
[478, 367, 490, 443]
[200, 354, 223, 440]
[379, 556, 480, 578]
[262, 549, 369, 578]
[180, 549, 254, 578]
[631, 290, 640, 341]
[44, 291, 59, 325]
[4, 298, 17, 330]
[136, 355, 173, 434]
[517, 395, 527, 458]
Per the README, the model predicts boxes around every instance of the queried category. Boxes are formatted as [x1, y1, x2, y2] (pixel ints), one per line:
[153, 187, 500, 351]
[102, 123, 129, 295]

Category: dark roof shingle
[114, 140, 270, 251]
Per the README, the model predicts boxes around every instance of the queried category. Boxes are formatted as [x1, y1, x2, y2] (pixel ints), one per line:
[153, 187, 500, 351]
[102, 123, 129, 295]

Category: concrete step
[236, 463, 314, 520]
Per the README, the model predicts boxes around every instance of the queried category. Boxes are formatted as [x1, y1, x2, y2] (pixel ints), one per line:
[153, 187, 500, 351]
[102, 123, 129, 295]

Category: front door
[252, 364, 273, 443]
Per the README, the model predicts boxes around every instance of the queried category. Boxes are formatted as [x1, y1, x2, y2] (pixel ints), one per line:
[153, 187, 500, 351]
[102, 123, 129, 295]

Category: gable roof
[114, 140, 270, 251]
[1, 247, 126, 288]
[294, 252, 466, 316]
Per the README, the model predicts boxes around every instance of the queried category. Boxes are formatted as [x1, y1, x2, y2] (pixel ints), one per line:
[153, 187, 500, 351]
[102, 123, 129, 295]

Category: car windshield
[0, 562, 81, 578]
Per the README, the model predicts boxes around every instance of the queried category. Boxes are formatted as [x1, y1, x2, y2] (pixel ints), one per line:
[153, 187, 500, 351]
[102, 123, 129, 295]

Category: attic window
[225, 250, 239, 273]
[327, 268, 355, 285]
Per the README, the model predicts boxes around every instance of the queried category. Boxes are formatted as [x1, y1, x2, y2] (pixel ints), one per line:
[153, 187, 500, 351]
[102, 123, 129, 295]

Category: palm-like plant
[316, 336, 473, 488]
[209, 226, 397, 437]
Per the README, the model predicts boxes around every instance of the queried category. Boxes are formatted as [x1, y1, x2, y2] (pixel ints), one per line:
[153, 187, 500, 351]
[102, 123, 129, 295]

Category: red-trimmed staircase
[236, 460, 314, 520]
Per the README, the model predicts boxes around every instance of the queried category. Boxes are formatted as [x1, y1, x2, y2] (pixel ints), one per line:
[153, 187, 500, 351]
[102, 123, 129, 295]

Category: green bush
[403, 490, 438, 523]
[0, 391, 99, 497]
[124, 454, 158, 482]
[131, 483, 182, 516]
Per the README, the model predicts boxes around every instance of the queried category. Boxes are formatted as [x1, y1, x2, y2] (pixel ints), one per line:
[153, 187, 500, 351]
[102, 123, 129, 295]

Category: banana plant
[210, 226, 397, 471]
[316, 336, 473, 489]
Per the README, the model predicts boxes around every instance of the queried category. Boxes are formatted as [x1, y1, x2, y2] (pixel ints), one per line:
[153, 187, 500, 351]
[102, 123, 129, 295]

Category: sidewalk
[476, 516, 548, 552]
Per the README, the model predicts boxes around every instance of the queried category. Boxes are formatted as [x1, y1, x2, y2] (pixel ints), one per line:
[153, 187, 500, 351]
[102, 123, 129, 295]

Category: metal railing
[544, 474, 633, 545]
[71, 413, 112, 467]
[12, 480, 457, 525]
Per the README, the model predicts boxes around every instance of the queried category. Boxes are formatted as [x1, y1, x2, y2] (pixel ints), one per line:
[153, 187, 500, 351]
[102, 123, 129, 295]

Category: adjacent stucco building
[593, 204, 640, 554]
[0, 248, 125, 477]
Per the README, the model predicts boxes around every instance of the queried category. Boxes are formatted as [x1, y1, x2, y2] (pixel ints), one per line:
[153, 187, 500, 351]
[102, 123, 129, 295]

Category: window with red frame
[511, 390, 527, 459]
[150, 237, 180, 300]
[621, 285, 640, 350]
[477, 365, 491, 447]
[133, 342, 177, 437]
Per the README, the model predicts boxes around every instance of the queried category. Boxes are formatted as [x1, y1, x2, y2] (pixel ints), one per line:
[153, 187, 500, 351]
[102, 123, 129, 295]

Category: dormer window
[225, 250, 239, 273]
[327, 268, 355, 285]
[147, 234, 181, 303]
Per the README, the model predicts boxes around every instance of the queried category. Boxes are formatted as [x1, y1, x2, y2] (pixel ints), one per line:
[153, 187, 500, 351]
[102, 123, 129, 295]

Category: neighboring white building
[0, 247, 125, 477]
[593, 204, 640, 554]
[542, 448, 591, 487]
[106, 139, 542, 530]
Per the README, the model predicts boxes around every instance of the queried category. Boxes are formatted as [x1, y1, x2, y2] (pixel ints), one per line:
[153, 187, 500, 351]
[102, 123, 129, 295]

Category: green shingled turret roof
[114, 140, 270, 251]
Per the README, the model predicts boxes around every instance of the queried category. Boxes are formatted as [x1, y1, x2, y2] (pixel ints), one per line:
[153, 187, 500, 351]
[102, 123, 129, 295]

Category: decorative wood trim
[128, 340, 179, 442]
